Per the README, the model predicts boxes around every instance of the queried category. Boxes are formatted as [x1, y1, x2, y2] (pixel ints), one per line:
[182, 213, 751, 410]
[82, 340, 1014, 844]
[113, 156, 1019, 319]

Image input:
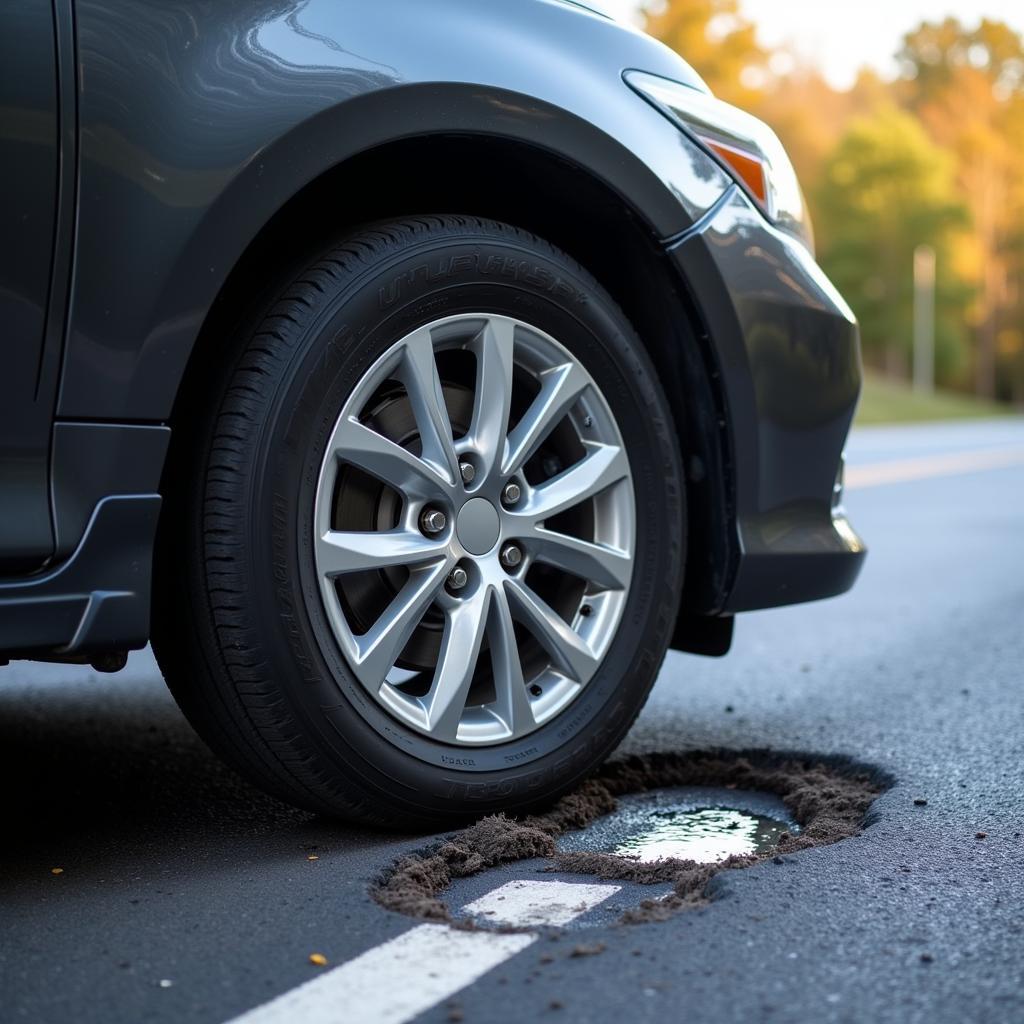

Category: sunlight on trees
[816, 108, 971, 381]
[641, 6, 1024, 404]
[641, 0, 770, 107]
[898, 19, 1024, 398]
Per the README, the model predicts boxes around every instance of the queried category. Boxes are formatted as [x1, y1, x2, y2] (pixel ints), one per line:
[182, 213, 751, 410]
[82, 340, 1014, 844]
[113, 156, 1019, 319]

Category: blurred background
[609, 0, 1024, 423]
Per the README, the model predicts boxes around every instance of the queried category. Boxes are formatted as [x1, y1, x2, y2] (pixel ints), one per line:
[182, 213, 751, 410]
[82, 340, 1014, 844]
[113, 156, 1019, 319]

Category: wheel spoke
[504, 577, 599, 684]
[399, 328, 460, 487]
[317, 528, 447, 577]
[316, 312, 636, 746]
[503, 360, 589, 476]
[522, 441, 629, 523]
[489, 586, 535, 736]
[527, 528, 632, 591]
[331, 415, 453, 501]
[424, 585, 492, 741]
[467, 318, 516, 479]
[352, 560, 451, 687]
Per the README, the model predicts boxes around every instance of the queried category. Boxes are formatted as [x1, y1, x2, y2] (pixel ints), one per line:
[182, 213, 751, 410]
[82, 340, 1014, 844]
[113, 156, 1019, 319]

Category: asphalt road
[3, 418, 1023, 1024]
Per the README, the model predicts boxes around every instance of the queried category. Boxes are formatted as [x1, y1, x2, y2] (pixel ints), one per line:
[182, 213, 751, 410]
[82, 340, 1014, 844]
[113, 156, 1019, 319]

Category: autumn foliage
[644, 3, 1024, 403]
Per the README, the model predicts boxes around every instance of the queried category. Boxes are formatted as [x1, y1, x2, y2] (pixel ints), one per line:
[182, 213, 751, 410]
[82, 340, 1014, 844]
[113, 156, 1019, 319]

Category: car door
[0, 0, 66, 570]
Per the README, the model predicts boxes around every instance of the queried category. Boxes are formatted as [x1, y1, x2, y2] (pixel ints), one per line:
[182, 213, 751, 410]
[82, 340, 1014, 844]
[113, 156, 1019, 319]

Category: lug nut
[501, 481, 521, 506]
[500, 543, 522, 570]
[420, 508, 447, 535]
[460, 461, 476, 485]
[447, 566, 468, 590]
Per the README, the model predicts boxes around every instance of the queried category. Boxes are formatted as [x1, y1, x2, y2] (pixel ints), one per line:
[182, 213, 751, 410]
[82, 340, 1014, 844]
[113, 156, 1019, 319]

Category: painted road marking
[229, 926, 533, 1024]
[846, 445, 1024, 490]
[463, 879, 623, 928]
[227, 879, 620, 1024]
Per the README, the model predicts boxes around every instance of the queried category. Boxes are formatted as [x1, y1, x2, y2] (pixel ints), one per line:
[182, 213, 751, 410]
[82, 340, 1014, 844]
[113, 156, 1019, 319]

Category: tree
[753, 68, 890, 210]
[644, 5, 1023, 404]
[897, 18, 1024, 104]
[898, 18, 1024, 398]
[641, 0, 770, 108]
[815, 107, 972, 383]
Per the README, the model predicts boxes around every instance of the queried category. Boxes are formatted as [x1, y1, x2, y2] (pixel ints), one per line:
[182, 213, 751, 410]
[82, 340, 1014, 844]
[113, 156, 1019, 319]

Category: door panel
[0, 0, 59, 568]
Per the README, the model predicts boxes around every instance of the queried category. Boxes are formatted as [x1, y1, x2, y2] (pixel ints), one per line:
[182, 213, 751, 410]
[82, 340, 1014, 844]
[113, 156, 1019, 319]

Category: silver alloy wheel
[313, 313, 635, 746]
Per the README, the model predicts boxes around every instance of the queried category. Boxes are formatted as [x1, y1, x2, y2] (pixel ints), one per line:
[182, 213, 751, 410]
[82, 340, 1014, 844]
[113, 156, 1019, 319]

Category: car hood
[555, 0, 628, 23]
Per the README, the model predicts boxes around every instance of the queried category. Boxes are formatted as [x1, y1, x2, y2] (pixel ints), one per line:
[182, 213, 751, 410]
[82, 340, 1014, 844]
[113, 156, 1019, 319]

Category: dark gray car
[1, 0, 864, 824]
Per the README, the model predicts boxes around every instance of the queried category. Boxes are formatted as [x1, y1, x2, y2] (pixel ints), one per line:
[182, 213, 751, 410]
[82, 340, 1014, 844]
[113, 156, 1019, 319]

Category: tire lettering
[379, 254, 589, 310]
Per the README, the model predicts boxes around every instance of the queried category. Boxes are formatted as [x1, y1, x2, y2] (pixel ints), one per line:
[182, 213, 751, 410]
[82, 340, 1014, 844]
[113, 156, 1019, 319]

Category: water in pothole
[558, 786, 800, 864]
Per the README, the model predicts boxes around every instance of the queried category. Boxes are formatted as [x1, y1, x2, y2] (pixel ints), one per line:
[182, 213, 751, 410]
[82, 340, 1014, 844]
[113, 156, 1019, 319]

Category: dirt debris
[569, 942, 606, 957]
[375, 814, 554, 920]
[373, 750, 886, 926]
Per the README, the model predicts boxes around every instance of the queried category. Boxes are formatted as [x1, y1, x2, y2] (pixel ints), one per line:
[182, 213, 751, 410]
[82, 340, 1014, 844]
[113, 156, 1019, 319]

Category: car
[1, 0, 864, 826]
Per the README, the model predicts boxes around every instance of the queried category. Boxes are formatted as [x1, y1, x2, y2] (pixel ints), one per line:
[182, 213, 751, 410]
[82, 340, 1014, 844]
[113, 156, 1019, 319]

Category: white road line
[226, 880, 620, 1024]
[228, 925, 533, 1024]
[462, 879, 621, 928]
[846, 445, 1024, 490]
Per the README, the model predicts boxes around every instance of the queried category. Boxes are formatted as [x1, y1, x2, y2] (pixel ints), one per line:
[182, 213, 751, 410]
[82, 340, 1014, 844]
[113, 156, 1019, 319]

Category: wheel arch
[164, 131, 737, 650]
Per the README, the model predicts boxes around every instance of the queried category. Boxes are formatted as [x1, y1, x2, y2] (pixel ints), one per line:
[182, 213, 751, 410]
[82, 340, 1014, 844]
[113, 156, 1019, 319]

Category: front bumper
[669, 186, 866, 612]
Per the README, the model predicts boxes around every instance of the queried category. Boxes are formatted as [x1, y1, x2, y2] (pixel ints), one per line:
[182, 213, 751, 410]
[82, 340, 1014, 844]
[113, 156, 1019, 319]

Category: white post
[913, 244, 936, 395]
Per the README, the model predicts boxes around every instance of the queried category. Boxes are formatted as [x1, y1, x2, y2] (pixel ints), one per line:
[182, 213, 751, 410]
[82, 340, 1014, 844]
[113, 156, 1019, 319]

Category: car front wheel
[154, 216, 685, 826]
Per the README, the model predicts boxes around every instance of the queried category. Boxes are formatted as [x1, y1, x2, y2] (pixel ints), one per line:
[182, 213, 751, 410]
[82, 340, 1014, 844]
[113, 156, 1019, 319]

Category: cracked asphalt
[2, 418, 1023, 1023]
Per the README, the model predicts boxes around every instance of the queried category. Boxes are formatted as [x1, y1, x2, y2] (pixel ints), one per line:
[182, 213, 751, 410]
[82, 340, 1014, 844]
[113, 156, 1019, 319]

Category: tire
[153, 215, 685, 827]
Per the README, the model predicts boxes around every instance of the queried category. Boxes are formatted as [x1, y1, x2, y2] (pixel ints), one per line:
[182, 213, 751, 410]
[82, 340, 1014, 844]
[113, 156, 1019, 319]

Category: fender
[58, 0, 730, 421]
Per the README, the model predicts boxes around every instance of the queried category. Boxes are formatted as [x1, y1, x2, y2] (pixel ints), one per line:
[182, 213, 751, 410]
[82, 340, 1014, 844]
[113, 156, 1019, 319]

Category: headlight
[626, 70, 812, 251]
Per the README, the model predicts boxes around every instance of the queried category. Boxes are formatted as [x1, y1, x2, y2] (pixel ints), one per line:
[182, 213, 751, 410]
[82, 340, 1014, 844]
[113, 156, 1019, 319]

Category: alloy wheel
[313, 313, 635, 745]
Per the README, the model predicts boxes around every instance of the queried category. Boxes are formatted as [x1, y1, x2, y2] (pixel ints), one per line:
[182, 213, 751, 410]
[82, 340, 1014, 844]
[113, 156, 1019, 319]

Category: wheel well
[171, 134, 736, 626]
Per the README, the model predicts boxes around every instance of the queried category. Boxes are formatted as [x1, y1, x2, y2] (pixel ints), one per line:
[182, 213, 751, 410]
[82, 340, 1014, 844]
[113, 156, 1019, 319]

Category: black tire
[152, 216, 685, 827]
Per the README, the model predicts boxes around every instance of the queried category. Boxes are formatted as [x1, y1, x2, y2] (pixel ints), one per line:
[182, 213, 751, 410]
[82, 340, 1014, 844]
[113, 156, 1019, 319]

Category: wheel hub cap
[456, 498, 500, 555]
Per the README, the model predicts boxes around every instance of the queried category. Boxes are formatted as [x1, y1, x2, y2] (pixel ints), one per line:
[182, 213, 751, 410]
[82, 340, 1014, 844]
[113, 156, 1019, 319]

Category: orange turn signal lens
[702, 137, 770, 210]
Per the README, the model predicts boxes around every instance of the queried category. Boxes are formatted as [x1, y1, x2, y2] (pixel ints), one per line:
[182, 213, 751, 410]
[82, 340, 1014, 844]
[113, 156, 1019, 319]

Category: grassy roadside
[855, 372, 1015, 425]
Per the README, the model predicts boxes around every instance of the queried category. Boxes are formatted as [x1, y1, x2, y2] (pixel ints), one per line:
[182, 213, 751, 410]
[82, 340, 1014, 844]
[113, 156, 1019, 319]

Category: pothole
[374, 751, 887, 926]
[557, 787, 800, 865]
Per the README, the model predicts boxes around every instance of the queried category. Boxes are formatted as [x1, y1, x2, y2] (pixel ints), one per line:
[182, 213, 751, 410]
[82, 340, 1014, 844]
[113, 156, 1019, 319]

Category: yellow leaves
[830, 163, 856, 187]
[997, 329, 1022, 357]
[309, 953, 328, 967]
[900, 16, 1024, 109]
[306, 854, 319, 861]
[647, 4, 1024, 395]
[948, 227, 985, 293]
[860, 188, 884, 214]
[823, 106, 965, 219]
[643, 0, 770, 109]
[50, 867, 64, 875]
